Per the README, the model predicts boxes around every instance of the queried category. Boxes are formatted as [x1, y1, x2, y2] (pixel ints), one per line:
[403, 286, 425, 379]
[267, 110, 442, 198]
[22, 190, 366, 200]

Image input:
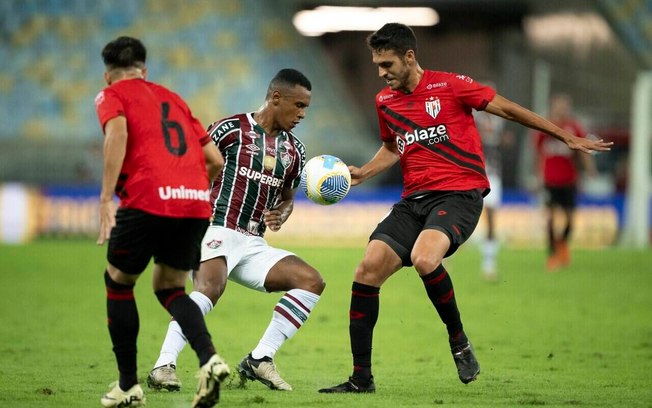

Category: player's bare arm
[97, 116, 127, 245]
[264, 186, 295, 232]
[485, 94, 613, 154]
[202, 142, 224, 182]
[349, 141, 400, 186]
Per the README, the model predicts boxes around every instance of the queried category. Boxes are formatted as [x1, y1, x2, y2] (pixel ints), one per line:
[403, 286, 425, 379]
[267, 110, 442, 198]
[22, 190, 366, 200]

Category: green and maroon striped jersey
[206, 112, 306, 237]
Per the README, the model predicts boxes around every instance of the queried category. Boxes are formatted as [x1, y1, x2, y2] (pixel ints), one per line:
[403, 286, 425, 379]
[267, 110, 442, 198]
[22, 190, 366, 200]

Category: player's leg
[101, 208, 154, 407]
[148, 226, 237, 391]
[481, 176, 501, 280]
[557, 186, 577, 266]
[318, 239, 402, 394]
[481, 206, 499, 280]
[152, 218, 229, 407]
[319, 201, 408, 394]
[415, 189, 483, 384]
[233, 241, 324, 391]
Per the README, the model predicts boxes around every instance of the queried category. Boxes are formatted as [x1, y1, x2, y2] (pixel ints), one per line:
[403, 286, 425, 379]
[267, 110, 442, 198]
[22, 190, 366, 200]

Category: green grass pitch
[0, 239, 651, 407]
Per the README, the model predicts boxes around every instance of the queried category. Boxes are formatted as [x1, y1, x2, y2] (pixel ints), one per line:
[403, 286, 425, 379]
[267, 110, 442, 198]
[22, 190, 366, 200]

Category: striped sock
[251, 289, 320, 359]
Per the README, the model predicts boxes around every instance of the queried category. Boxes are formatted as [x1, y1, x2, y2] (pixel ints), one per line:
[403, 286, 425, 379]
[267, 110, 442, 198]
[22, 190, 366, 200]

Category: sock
[154, 291, 214, 368]
[482, 239, 499, 274]
[420, 265, 468, 349]
[349, 282, 379, 382]
[105, 271, 139, 391]
[251, 289, 320, 360]
[547, 218, 555, 255]
[155, 287, 215, 367]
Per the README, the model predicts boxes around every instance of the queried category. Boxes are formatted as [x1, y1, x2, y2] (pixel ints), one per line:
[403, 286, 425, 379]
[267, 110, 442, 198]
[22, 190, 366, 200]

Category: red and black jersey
[95, 78, 212, 218]
[206, 112, 306, 237]
[536, 120, 585, 186]
[376, 70, 496, 198]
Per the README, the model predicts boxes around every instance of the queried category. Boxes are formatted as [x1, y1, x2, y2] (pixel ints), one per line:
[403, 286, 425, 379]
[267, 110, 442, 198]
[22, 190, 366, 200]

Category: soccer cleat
[318, 376, 376, 393]
[192, 354, 231, 408]
[147, 363, 181, 391]
[100, 382, 145, 407]
[237, 354, 293, 391]
[452, 343, 480, 384]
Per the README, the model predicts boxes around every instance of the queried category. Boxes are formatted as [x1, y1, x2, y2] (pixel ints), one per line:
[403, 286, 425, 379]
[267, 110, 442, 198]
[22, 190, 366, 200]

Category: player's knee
[296, 269, 326, 295]
[354, 261, 381, 286]
[411, 253, 442, 275]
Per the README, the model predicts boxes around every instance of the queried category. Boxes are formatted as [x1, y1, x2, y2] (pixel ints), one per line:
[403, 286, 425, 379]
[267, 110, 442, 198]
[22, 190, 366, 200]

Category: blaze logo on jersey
[425, 96, 441, 119]
[397, 124, 451, 154]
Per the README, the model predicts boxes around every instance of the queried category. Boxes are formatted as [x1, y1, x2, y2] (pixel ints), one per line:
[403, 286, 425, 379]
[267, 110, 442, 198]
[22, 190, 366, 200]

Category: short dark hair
[366, 23, 417, 56]
[102, 36, 147, 69]
[268, 68, 312, 94]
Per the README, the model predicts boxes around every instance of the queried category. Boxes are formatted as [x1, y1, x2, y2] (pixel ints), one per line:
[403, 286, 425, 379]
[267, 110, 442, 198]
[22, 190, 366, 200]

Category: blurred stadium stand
[0, 0, 649, 245]
[0, 0, 376, 185]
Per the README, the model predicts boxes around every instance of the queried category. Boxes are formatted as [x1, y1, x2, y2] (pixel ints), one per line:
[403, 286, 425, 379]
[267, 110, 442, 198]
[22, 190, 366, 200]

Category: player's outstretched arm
[203, 142, 224, 182]
[485, 94, 613, 154]
[349, 142, 400, 186]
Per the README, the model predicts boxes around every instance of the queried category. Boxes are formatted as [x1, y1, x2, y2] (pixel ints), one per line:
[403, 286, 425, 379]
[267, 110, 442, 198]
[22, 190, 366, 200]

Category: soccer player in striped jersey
[148, 69, 324, 392]
[319, 23, 612, 394]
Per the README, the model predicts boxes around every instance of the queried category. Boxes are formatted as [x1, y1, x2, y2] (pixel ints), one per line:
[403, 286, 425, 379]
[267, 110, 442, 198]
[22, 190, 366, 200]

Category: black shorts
[107, 208, 209, 275]
[544, 185, 577, 209]
[370, 189, 484, 266]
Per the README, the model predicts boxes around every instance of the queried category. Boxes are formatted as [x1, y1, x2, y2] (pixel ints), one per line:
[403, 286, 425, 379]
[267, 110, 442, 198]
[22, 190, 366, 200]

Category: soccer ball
[301, 155, 351, 205]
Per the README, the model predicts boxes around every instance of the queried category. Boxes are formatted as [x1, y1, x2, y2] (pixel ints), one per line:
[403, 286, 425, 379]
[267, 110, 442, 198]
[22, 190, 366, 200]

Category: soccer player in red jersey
[94, 36, 227, 408]
[536, 94, 597, 271]
[147, 69, 325, 392]
[319, 23, 612, 394]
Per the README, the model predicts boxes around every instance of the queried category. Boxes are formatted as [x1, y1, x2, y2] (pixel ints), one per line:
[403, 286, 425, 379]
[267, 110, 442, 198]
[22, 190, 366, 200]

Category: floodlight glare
[293, 6, 439, 36]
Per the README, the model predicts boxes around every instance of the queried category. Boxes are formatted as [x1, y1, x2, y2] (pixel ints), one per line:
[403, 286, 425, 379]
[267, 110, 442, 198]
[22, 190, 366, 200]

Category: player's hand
[348, 165, 364, 186]
[97, 200, 117, 245]
[263, 209, 283, 232]
[566, 135, 612, 155]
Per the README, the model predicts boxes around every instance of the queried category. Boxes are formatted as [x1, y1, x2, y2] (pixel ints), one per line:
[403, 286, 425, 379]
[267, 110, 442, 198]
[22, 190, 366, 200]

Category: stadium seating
[0, 0, 375, 184]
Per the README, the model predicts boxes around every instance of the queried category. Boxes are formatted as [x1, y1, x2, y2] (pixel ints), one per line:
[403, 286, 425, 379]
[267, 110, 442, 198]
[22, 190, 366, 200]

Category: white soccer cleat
[192, 354, 231, 408]
[146, 363, 181, 391]
[100, 382, 145, 407]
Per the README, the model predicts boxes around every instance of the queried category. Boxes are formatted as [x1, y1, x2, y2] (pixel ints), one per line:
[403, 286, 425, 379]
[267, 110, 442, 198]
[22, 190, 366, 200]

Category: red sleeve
[94, 88, 123, 131]
[375, 96, 393, 143]
[448, 73, 496, 111]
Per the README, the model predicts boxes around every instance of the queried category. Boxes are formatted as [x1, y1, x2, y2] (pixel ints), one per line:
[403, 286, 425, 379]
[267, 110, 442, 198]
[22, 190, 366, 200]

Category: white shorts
[200, 226, 294, 292]
[484, 174, 502, 209]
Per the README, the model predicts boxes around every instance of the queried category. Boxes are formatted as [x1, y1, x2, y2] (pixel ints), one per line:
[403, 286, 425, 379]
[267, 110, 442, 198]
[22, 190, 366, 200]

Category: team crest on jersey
[425, 96, 441, 119]
[206, 239, 222, 249]
[279, 152, 291, 168]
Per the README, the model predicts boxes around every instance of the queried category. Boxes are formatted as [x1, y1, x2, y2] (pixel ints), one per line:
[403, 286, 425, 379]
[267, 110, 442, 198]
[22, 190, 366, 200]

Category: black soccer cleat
[452, 343, 480, 384]
[318, 376, 375, 393]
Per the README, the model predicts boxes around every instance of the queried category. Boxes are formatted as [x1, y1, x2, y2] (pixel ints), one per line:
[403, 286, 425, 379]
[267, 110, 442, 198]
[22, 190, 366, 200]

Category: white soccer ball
[301, 155, 351, 205]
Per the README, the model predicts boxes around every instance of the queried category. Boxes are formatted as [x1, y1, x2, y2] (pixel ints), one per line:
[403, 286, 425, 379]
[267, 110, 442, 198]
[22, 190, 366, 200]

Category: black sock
[349, 282, 379, 382]
[547, 218, 556, 255]
[421, 265, 468, 349]
[155, 288, 215, 366]
[104, 271, 139, 391]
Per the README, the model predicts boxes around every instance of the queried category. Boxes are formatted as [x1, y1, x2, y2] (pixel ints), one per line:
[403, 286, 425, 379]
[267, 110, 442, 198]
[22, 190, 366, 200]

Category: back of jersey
[95, 78, 211, 218]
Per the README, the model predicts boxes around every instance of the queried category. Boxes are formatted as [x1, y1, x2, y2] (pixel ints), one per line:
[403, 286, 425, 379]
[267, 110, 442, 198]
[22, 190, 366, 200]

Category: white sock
[482, 239, 499, 274]
[250, 289, 320, 360]
[153, 291, 214, 368]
